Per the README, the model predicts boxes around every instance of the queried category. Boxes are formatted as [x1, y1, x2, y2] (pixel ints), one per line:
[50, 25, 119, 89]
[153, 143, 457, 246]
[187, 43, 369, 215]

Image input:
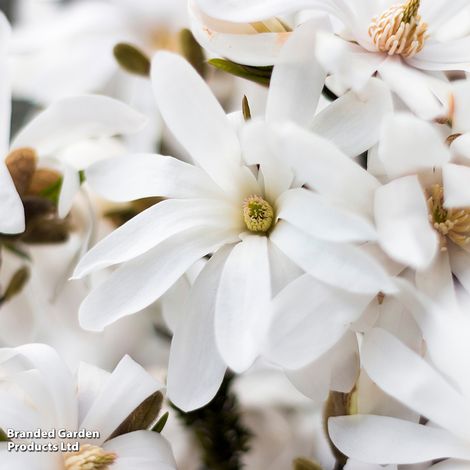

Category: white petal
[12, 95, 147, 155]
[316, 32, 385, 91]
[57, 162, 80, 218]
[190, 17, 291, 66]
[192, 0, 355, 23]
[215, 235, 271, 372]
[0, 444, 56, 470]
[0, 161, 25, 234]
[363, 328, 470, 441]
[267, 239, 303, 296]
[286, 331, 358, 402]
[280, 123, 380, 216]
[378, 113, 450, 179]
[73, 199, 236, 279]
[266, 18, 327, 126]
[0, 12, 11, 156]
[450, 80, 470, 133]
[408, 37, 470, 73]
[415, 250, 458, 310]
[76, 362, 111, 424]
[449, 243, 470, 296]
[377, 57, 445, 120]
[167, 247, 231, 411]
[266, 274, 370, 368]
[241, 122, 293, 202]
[270, 221, 396, 294]
[0, 344, 77, 431]
[394, 278, 470, 398]
[80, 356, 163, 443]
[442, 163, 470, 207]
[374, 176, 439, 269]
[151, 52, 242, 193]
[86, 154, 224, 202]
[79, 227, 238, 331]
[329, 415, 470, 464]
[311, 78, 393, 158]
[104, 431, 176, 470]
[277, 188, 377, 243]
[421, 0, 470, 31]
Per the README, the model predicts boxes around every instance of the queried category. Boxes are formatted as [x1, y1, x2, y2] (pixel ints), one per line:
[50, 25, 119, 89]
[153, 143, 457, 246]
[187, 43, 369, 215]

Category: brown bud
[5, 147, 38, 196]
[27, 168, 62, 196]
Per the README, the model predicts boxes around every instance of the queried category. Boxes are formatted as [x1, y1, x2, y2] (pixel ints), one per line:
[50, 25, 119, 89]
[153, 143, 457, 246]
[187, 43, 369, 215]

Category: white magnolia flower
[329, 323, 470, 466]
[371, 112, 470, 307]
[191, 0, 470, 119]
[0, 343, 177, 470]
[73, 51, 394, 410]
[10, 94, 146, 219]
[0, 12, 25, 235]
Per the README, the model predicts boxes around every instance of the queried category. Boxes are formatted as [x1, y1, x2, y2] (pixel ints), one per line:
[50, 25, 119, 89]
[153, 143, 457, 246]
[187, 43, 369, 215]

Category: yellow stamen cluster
[64, 445, 117, 470]
[368, 0, 428, 58]
[427, 185, 470, 251]
[243, 195, 274, 233]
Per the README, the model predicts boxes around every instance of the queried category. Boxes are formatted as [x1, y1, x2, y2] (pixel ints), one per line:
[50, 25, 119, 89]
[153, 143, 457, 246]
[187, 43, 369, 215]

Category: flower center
[427, 184, 470, 251]
[368, 0, 428, 58]
[243, 195, 274, 233]
[64, 445, 116, 470]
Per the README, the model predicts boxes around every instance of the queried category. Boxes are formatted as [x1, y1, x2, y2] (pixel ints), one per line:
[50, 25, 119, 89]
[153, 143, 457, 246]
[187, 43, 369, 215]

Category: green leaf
[242, 95, 251, 121]
[293, 457, 323, 470]
[113, 43, 151, 77]
[180, 28, 206, 77]
[107, 391, 164, 440]
[209, 58, 272, 86]
[152, 411, 169, 433]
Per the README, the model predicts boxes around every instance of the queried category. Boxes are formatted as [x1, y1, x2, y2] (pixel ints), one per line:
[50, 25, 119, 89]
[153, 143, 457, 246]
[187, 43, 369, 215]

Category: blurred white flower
[0, 343, 177, 470]
[10, 0, 187, 104]
[191, 0, 470, 119]
[72, 51, 394, 411]
[10, 94, 146, 218]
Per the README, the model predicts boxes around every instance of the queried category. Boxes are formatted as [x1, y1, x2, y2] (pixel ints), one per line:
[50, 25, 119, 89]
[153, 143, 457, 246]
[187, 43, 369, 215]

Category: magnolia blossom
[369, 112, 470, 308]
[0, 344, 177, 470]
[72, 51, 395, 411]
[191, 0, 470, 119]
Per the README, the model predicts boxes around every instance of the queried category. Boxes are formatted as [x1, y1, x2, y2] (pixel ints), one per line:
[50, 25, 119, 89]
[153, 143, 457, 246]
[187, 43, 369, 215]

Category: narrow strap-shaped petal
[167, 247, 231, 411]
